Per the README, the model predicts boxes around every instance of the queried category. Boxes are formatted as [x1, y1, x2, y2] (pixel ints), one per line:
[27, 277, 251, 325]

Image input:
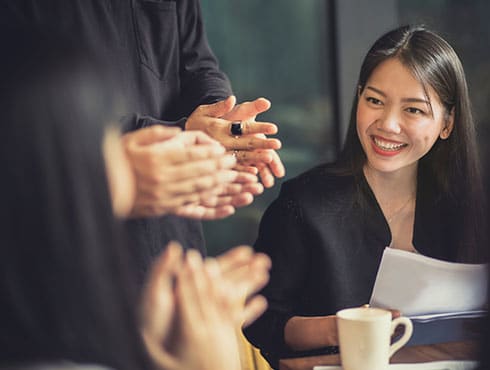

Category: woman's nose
[376, 108, 402, 134]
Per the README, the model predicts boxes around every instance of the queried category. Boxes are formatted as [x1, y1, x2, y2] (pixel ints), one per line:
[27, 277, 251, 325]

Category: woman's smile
[371, 135, 408, 156]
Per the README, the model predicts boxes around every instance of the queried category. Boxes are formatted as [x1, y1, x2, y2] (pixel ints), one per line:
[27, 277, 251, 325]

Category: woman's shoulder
[279, 162, 358, 202]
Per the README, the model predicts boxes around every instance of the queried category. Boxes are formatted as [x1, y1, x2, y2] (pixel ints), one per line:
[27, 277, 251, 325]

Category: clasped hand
[186, 96, 285, 188]
[122, 126, 260, 219]
[141, 243, 271, 370]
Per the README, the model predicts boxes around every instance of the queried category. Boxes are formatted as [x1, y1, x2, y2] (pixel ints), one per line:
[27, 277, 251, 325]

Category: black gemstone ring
[230, 121, 243, 137]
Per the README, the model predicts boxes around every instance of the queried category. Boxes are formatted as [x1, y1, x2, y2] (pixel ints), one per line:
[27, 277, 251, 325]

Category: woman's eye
[366, 97, 383, 105]
[406, 107, 425, 115]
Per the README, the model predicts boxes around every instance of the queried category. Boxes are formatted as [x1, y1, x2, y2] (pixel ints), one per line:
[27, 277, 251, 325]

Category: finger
[165, 169, 238, 194]
[146, 241, 183, 293]
[240, 121, 278, 136]
[222, 97, 271, 121]
[197, 192, 254, 208]
[226, 136, 281, 151]
[241, 182, 264, 195]
[196, 95, 236, 118]
[222, 253, 271, 292]
[390, 309, 401, 319]
[230, 192, 254, 208]
[175, 204, 236, 220]
[212, 183, 244, 197]
[202, 258, 233, 321]
[248, 253, 272, 281]
[177, 130, 223, 146]
[131, 192, 200, 217]
[242, 295, 268, 327]
[233, 170, 258, 184]
[123, 125, 181, 147]
[234, 149, 273, 165]
[258, 165, 275, 188]
[142, 332, 181, 370]
[185, 250, 225, 322]
[216, 246, 254, 274]
[164, 156, 237, 182]
[170, 143, 227, 163]
[177, 250, 207, 319]
[212, 181, 262, 197]
[234, 164, 258, 175]
[267, 149, 286, 178]
[141, 242, 183, 336]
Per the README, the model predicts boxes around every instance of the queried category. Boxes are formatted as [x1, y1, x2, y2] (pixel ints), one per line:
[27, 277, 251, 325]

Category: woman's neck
[363, 163, 418, 252]
[363, 163, 417, 206]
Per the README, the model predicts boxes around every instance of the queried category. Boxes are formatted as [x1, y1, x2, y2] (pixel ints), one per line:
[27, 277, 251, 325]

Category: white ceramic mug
[336, 307, 413, 370]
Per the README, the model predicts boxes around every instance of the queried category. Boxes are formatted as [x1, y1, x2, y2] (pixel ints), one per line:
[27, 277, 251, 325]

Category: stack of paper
[369, 248, 488, 322]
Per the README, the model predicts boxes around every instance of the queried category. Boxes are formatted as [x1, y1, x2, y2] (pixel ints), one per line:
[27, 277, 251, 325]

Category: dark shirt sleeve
[174, 0, 232, 115]
[125, 0, 232, 131]
[244, 183, 310, 368]
[120, 113, 187, 133]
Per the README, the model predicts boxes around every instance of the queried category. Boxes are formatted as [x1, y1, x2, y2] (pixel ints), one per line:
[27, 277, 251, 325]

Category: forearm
[284, 315, 338, 351]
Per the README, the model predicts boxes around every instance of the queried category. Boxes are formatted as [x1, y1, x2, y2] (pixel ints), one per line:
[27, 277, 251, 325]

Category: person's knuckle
[196, 176, 214, 191]
[241, 121, 251, 134]
[247, 138, 256, 150]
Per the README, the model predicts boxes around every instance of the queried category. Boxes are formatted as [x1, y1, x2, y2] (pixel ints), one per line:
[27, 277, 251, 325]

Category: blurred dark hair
[0, 30, 152, 369]
[336, 25, 486, 263]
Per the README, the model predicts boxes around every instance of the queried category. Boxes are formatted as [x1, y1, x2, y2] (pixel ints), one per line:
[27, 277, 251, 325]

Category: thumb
[124, 125, 181, 147]
[199, 95, 236, 118]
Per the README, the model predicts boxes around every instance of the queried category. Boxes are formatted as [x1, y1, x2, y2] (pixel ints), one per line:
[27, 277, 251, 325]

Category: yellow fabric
[237, 330, 272, 370]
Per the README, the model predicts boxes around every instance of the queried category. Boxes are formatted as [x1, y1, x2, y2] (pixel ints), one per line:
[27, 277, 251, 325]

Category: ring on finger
[230, 121, 243, 138]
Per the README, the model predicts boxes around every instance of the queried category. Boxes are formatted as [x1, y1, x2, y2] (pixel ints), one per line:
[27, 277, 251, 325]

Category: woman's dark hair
[336, 25, 485, 263]
[0, 31, 152, 369]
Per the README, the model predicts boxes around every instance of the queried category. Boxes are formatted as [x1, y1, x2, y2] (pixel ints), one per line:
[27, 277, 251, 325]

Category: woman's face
[103, 127, 136, 218]
[356, 57, 453, 177]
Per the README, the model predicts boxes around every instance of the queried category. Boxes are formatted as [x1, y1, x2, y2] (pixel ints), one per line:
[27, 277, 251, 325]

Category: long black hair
[336, 25, 485, 263]
[0, 31, 153, 369]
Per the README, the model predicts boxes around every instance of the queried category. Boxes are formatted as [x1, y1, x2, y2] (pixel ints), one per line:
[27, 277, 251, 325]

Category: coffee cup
[336, 307, 413, 370]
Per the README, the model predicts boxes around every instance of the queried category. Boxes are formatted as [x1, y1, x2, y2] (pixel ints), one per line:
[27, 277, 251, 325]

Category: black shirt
[0, 0, 232, 280]
[244, 163, 459, 368]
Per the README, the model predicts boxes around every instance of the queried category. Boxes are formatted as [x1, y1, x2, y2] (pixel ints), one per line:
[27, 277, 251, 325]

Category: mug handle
[389, 316, 413, 358]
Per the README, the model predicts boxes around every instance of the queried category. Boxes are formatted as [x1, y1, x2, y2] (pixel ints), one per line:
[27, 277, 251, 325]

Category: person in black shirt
[245, 25, 487, 368]
[0, 0, 285, 280]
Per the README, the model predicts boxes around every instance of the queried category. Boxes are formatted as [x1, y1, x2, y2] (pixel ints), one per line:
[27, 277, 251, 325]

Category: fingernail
[186, 249, 203, 269]
[204, 258, 221, 277]
[167, 241, 183, 258]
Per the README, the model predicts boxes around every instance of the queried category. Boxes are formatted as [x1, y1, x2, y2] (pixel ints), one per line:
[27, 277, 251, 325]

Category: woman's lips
[370, 135, 407, 156]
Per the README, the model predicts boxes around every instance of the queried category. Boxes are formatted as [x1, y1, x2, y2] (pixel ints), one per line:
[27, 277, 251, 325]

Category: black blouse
[244, 163, 459, 368]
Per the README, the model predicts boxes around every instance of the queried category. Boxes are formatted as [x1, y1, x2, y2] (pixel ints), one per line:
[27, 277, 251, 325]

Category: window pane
[201, 1, 335, 255]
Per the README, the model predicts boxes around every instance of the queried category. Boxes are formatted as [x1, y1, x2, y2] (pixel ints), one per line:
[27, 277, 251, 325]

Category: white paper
[313, 360, 479, 370]
[369, 248, 488, 321]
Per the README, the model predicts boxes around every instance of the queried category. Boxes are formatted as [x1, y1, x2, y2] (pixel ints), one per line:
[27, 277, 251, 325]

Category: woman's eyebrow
[366, 86, 430, 105]
[366, 86, 386, 97]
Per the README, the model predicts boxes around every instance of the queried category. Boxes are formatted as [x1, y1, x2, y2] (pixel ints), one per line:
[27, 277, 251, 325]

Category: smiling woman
[243, 25, 488, 369]
[357, 58, 454, 174]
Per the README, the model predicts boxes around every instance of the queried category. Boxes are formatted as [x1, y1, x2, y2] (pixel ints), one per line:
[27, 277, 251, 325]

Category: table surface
[279, 341, 479, 370]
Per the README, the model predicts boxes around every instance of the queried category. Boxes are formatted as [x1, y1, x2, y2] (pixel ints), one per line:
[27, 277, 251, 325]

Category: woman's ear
[440, 108, 455, 140]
